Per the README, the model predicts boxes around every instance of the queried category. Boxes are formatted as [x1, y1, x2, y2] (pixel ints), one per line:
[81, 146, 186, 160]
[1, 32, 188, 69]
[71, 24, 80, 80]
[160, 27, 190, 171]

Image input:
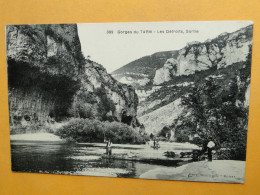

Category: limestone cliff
[74, 60, 139, 126]
[6, 24, 138, 133]
[153, 25, 253, 84]
[153, 58, 178, 85]
[126, 25, 252, 137]
[112, 25, 252, 87]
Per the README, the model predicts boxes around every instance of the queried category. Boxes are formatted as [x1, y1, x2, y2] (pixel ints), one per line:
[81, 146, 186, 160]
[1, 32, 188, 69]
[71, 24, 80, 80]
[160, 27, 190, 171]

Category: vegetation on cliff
[155, 55, 251, 160]
[7, 24, 140, 136]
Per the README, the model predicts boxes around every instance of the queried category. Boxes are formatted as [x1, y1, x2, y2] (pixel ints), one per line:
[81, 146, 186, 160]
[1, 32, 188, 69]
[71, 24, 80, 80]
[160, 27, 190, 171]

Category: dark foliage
[94, 87, 116, 121]
[177, 64, 250, 160]
[55, 118, 149, 144]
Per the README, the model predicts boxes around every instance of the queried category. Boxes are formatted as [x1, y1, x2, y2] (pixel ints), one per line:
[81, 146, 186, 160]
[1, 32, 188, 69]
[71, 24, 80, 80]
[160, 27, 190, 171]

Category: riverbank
[10, 133, 63, 142]
[10, 133, 199, 151]
[10, 134, 199, 167]
[139, 160, 245, 183]
[10, 136, 201, 179]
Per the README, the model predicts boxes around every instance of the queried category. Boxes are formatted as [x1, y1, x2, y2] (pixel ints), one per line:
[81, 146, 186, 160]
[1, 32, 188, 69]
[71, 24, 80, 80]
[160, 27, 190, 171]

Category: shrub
[55, 118, 147, 144]
[190, 137, 204, 146]
[176, 135, 189, 143]
[157, 126, 171, 138]
[78, 103, 95, 119]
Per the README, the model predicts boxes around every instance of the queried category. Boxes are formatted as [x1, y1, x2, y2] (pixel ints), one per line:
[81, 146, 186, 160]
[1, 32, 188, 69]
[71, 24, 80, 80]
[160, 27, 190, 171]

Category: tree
[179, 76, 248, 160]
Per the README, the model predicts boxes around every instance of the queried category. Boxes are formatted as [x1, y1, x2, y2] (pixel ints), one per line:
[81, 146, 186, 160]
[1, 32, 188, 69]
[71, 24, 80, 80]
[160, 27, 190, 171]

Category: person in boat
[105, 139, 112, 155]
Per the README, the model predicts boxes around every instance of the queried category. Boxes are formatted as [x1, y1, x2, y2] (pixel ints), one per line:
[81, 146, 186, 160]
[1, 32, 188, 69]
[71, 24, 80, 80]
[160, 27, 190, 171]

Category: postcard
[6, 21, 253, 183]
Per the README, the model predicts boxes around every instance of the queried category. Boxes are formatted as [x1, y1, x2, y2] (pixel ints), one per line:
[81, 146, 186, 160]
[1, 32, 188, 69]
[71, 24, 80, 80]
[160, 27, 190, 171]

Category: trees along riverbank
[55, 118, 149, 144]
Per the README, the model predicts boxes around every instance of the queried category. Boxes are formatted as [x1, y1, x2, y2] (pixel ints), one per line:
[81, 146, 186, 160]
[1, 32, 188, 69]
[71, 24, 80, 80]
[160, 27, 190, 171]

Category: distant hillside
[112, 50, 179, 76]
[112, 25, 253, 89]
[111, 51, 179, 88]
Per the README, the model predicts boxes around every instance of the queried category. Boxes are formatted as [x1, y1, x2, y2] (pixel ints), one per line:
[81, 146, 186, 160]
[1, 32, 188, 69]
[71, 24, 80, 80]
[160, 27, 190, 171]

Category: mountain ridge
[112, 24, 253, 87]
[111, 24, 253, 140]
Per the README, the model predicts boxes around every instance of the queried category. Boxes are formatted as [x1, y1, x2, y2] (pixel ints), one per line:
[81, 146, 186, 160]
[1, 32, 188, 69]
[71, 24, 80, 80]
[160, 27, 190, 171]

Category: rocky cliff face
[140, 67, 251, 135]
[153, 58, 178, 85]
[6, 24, 138, 133]
[111, 24, 253, 138]
[112, 25, 252, 87]
[153, 25, 253, 85]
[6, 24, 83, 79]
[74, 60, 139, 126]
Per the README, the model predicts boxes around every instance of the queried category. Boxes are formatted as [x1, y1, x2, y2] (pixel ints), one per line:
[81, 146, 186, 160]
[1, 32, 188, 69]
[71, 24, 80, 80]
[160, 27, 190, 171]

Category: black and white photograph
[6, 21, 253, 183]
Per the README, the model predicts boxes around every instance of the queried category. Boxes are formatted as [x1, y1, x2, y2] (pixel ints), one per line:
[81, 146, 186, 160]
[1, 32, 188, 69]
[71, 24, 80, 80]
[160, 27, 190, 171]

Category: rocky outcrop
[112, 25, 253, 87]
[153, 58, 178, 85]
[139, 98, 183, 134]
[75, 60, 139, 126]
[152, 25, 253, 84]
[7, 24, 83, 129]
[6, 24, 139, 132]
[111, 24, 253, 141]
[175, 25, 253, 77]
[112, 50, 179, 87]
[6, 24, 83, 79]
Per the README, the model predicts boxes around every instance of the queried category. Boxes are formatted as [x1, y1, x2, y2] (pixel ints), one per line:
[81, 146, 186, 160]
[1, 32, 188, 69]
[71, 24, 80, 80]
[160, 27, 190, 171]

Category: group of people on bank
[152, 139, 160, 149]
[104, 137, 215, 162]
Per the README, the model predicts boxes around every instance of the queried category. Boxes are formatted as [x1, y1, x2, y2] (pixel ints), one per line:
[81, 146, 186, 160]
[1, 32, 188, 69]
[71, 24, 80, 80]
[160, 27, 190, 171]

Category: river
[11, 140, 199, 178]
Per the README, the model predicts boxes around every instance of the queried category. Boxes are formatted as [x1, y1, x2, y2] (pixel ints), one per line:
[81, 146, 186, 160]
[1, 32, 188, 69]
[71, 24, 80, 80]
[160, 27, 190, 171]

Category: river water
[11, 141, 198, 178]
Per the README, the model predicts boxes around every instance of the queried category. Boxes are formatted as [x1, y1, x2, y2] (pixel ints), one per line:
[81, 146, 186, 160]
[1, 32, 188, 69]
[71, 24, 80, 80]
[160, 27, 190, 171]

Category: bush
[157, 126, 171, 138]
[176, 135, 189, 143]
[190, 137, 204, 146]
[215, 146, 246, 161]
[78, 103, 95, 119]
[55, 118, 147, 144]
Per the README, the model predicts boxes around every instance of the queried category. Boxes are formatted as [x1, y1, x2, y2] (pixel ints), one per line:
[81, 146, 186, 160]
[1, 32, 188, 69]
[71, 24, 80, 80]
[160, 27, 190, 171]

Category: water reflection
[11, 141, 195, 178]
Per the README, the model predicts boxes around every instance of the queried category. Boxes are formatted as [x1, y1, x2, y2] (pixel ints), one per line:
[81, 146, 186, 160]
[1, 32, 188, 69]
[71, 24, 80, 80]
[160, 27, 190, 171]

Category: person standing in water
[105, 139, 112, 155]
[153, 139, 156, 148]
[200, 137, 215, 161]
[207, 137, 215, 162]
[155, 139, 160, 149]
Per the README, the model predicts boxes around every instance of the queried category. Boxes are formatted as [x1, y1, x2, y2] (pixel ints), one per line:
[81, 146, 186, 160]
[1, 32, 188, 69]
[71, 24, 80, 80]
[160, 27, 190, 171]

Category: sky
[77, 21, 253, 73]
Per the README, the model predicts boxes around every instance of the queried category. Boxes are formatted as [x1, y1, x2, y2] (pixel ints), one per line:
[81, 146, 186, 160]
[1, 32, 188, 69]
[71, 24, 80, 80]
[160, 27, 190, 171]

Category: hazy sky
[78, 21, 252, 73]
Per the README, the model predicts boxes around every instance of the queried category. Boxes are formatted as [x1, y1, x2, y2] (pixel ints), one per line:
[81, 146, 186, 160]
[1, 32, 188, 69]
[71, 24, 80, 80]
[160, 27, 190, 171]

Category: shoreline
[139, 160, 245, 183]
[10, 133, 63, 142]
[10, 133, 198, 166]
[10, 133, 199, 148]
[9, 133, 244, 183]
